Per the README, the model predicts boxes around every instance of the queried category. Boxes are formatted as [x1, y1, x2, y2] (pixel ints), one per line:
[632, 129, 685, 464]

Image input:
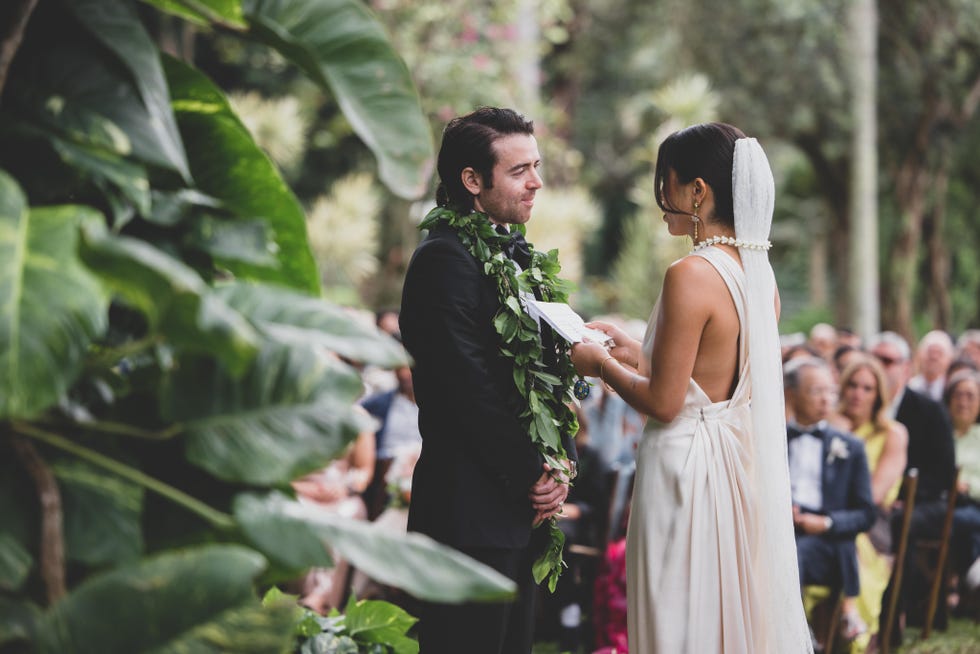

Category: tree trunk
[514, 0, 541, 116]
[809, 225, 828, 309]
[10, 433, 66, 605]
[0, 0, 38, 100]
[846, 0, 879, 342]
[925, 163, 951, 330]
[368, 196, 414, 310]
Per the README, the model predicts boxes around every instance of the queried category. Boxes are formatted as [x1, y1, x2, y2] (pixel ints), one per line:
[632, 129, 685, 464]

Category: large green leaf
[217, 281, 409, 367]
[189, 216, 277, 266]
[34, 544, 296, 654]
[0, 534, 31, 592]
[0, 445, 34, 591]
[163, 56, 320, 294]
[162, 344, 369, 484]
[71, 0, 191, 182]
[243, 0, 434, 199]
[140, 0, 247, 28]
[235, 492, 517, 603]
[79, 224, 259, 376]
[54, 458, 143, 566]
[3, 8, 188, 180]
[46, 134, 152, 226]
[0, 171, 108, 419]
[0, 597, 40, 648]
[342, 597, 417, 654]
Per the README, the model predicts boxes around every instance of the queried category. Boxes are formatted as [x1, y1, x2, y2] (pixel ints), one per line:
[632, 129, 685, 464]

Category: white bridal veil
[733, 138, 814, 653]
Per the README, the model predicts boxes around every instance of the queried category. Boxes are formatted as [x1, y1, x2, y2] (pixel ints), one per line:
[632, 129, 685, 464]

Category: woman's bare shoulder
[887, 419, 909, 446]
[665, 253, 726, 285]
[663, 254, 732, 304]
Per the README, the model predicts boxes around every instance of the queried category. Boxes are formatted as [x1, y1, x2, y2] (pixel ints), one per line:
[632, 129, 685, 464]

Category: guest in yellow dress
[832, 355, 908, 652]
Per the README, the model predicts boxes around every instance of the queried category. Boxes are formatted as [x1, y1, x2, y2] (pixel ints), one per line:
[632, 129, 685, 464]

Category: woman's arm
[586, 321, 643, 371]
[572, 257, 714, 423]
[345, 409, 377, 494]
[872, 421, 908, 508]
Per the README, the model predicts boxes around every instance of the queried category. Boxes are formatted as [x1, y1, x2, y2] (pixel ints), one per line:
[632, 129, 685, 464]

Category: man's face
[470, 133, 542, 226]
[871, 342, 910, 399]
[920, 342, 952, 379]
[962, 341, 980, 367]
[790, 365, 837, 425]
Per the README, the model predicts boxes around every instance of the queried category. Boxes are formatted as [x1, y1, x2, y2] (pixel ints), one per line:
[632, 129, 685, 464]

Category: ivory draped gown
[627, 246, 774, 653]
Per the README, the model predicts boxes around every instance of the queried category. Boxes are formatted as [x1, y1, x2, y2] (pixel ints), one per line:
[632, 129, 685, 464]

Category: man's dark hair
[435, 107, 535, 212]
[654, 122, 746, 228]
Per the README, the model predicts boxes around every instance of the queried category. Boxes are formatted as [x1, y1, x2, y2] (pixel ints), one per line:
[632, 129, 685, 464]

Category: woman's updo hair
[654, 122, 746, 228]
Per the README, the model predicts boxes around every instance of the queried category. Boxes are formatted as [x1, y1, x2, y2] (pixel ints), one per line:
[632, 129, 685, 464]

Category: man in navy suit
[784, 357, 875, 643]
[399, 107, 575, 654]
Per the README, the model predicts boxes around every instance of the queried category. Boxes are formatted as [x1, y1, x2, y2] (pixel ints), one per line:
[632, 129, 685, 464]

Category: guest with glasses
[784, 357, 875, 647]
[868, 331, 956, 641]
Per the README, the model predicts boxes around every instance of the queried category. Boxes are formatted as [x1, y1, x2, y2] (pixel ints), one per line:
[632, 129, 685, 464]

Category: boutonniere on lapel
[826, 435, 849, 465]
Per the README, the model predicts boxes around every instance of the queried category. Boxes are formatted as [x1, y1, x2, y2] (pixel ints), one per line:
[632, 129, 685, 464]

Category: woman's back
[687, 247, 742, 402]
[629, 244, 765, 652]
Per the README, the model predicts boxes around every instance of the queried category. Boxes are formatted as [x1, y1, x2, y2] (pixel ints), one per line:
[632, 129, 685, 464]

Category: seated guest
[945, 371, 980, 597]
[292, 411, 376, 613]
[833, 344, 862, 382]
[832, 355, 908, 652]
[359, 366, 421, 518]
[838, 327, 863, 350]
[909, 330, 955, 402]
[947, 356, 979, 380]
[784, 357, 876, 644]
[956, 330, 980, 369]
[538, 408, 608, 652]
[869, 331, 956, 635]
[809, 322, 839, 363]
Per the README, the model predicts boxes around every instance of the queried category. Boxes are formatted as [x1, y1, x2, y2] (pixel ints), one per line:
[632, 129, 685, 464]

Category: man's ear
[461, 167, 483, 196]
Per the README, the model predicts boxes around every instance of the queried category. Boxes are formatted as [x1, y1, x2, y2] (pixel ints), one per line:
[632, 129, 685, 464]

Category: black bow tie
[787, 424, 824, 441]
[500, 229, 532, 268]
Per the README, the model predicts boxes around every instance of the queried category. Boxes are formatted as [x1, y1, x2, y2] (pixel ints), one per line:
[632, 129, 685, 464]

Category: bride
[571, 123, 812, 653]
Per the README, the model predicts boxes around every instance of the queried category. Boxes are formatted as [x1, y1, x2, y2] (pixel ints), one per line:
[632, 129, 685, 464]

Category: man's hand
[793, 507, 831, 535]
[529, 464, 570, 525]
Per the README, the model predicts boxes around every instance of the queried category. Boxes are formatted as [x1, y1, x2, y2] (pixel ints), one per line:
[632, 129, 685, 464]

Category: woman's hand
[571, 341, 612, 377]
[586, 321, 640, 369]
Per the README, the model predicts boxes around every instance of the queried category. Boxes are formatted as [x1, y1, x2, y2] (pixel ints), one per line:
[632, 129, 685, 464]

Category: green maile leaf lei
[419, 206, 579, 592]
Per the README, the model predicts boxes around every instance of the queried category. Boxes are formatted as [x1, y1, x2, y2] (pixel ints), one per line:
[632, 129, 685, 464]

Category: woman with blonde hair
[832, 355, 908, 652]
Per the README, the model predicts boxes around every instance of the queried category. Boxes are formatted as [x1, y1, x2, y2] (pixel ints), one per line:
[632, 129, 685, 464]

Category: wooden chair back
[880, 468, 919, 654]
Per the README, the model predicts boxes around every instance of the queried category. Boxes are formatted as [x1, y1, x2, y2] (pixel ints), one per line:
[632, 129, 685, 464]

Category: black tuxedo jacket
[896, 387, 956, 502]
[400, 223, 576, 550]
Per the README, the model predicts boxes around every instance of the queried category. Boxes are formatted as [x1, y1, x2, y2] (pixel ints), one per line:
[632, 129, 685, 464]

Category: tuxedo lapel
[820, 431, 833, 494]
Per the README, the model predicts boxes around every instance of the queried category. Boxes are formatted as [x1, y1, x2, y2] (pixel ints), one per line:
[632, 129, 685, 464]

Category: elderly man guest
[909, 330, 955, 402]
[784, 357, 875, 644]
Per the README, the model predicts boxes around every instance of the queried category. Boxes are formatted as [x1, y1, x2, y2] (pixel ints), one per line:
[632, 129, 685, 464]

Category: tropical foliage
[0, 0, 514, 651]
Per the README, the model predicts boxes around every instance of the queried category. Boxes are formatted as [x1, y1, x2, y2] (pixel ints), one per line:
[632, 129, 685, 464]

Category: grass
[531, 618, 980, 654]
[895, 618, 980, 654]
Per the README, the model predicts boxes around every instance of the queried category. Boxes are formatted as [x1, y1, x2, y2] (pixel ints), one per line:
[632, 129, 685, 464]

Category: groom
[399, 107, 574, 654]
